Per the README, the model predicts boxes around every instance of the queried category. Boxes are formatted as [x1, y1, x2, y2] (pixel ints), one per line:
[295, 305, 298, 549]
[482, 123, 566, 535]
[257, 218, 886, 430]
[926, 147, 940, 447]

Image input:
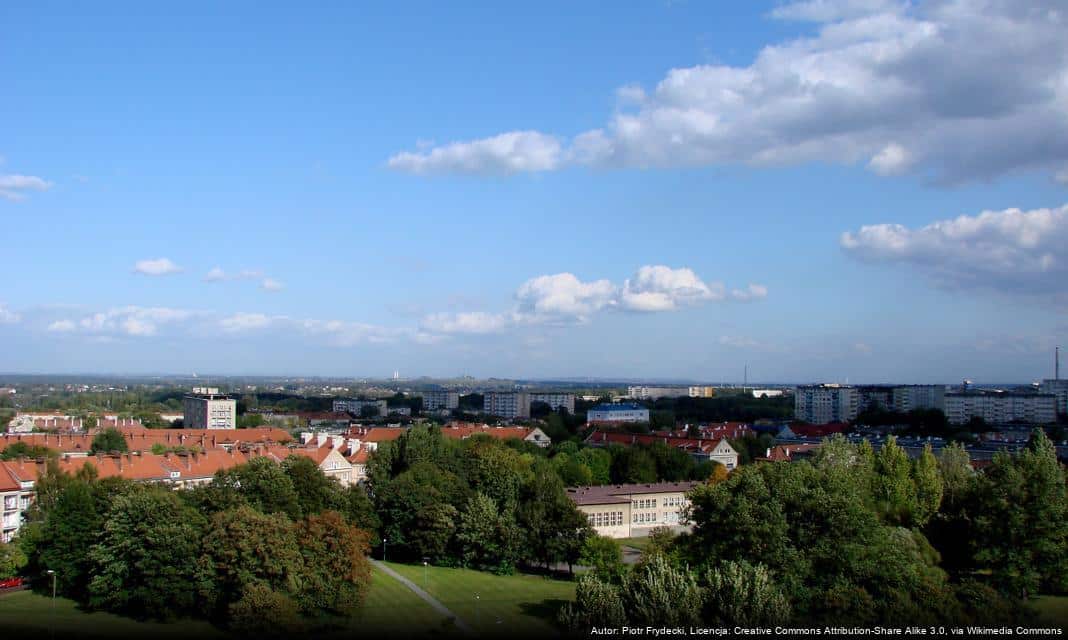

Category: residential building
[182, 387, 237, 430]
[585, 431, 739, 470]
[483, 391, 531, 419]
[857, 385, 894, 412]
[567, 481, 700, 539]
[0, 427, 294, 457]
[388, 406, 412, 416]
[1040, 379, 1068, 416]
[587, 403, 650, 424]
[333, 398, 388, 417]
[421, 390, 460, 411]
[688, 386, 716, 398]
[529, 392, 575, 414]
[627, 386, 688, 400]
[794, 384, 859, 424]
[892, 385, 946, 413]
[944, 391, 1057, 425]
[749, 388, 784, 398]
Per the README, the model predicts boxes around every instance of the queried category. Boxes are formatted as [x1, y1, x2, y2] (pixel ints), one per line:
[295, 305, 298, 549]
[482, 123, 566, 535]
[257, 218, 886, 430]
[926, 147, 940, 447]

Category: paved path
[371, 560, 474, 635]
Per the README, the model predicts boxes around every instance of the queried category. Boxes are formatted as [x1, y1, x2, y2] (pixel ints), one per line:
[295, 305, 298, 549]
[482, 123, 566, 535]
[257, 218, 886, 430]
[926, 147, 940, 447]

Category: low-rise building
[333, 399, 389, 417]
[587, 403, 650, 424]
[627, 386, 688, 400]
[688, 386, 717, 398]
[585, 431, 739, 470]
[567, 481, 701, 539]
[749, 388, 784, 399]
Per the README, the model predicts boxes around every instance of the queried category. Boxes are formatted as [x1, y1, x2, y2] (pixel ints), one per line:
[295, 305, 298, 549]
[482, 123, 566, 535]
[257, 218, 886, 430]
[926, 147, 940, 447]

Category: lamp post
[475, 593, 480, 628]
[46, 570, 57, 640]
[382, 537, 387, 563]
[422, 558, 429, 589]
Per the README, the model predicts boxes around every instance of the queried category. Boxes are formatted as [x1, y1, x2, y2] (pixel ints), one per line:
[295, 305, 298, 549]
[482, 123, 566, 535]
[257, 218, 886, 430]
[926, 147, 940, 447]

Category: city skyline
[3, 1, 1068, 382]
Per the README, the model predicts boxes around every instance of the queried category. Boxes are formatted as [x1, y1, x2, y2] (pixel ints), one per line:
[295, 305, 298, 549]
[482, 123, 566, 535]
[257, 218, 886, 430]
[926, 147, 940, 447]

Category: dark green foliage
[0, 441, 58, 460]
[293, 511, 372, 619]
[87, 487, 207, 619]
[0, 541, 27, 578]
[228, 583, 303, 637]
[90, 427, 128, 454]
[701, 560, 790, 626]
[609, 445, 657, 483]
[579, 535, 624, 582]
[213, 456, 302, 519]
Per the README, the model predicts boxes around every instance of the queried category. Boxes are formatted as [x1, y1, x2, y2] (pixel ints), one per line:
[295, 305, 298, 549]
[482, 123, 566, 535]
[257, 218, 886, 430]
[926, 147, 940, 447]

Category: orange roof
[0, 463, 20, 492]
[347, 449, 369, 465]
[358, 427, 407, 442]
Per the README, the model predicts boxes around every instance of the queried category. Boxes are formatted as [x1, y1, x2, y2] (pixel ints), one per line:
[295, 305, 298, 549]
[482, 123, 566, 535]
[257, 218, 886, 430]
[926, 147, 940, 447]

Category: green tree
[517, 462, 593, 573]
[90, 427, 128, 454]
[456, 493, 520, 573]
[871, 436, 917, 526]
[87, 488, 207, 619]
[282, 455, 341, 517]
[0, 542, 27, 578]
[576, 448, 611, 485]
[579, 535, 624, 583]
[214, 457, 302, 519]
[36, 478, 105, 599]
[701, 560, 790, 626]
[293, 510, 372, 618]
[911, 444, 944, 528]
[0, 442, 58, 460]
[558, 575, 625, 629]
[621, 554, 703, 626]
[409, 503, 459, 564]
[610, 446, 657, 484]
[228, 583, 303, 637]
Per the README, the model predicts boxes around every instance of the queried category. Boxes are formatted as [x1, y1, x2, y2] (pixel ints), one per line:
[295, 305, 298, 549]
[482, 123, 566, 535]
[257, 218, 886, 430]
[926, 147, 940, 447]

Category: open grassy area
[0, 566, 453, 638]
[618, 537, 652, 550]
[384, 561, 576, 636]
[1033, 595, 1068, 629]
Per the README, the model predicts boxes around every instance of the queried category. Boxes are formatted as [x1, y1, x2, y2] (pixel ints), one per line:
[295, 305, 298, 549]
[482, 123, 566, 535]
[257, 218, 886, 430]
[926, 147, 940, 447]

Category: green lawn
[1033, 595, 1068, 629]
[384, 561, 575, 636]
[0, 566, 453, 638]
[618, 537, 652, 550]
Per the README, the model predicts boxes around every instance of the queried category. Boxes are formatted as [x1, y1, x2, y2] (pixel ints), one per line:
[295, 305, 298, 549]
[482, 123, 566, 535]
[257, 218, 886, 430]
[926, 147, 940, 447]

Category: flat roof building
[182, 388, 237, 430]
[587, 403, 650, 424]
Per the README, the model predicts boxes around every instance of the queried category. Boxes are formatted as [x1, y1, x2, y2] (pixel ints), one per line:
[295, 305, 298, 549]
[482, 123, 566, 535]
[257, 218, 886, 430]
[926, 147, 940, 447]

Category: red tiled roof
[585, 430, 731, 454]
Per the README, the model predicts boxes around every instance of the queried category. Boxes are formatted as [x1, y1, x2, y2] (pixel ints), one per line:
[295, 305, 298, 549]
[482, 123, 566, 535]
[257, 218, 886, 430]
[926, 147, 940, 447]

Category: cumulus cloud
[47, 319, 76, 332]
[205, 267, 264, 282]
[0, 174, 52, 201]
[133, 258, 182, 276]
[420, 265, 766, 334]
[420, 311, 511, 335]
[260, 278, 284, 292]
[219, 312, 276, 332]
[718, 335, 780, 351]
[388, 131, 563, 175]
[841, 203, 1068, 299]
[515, 273, 618, 321]
[389, 1, 1068, 183]
[69, 306, 200, 337]
[0, 304, 20, 324]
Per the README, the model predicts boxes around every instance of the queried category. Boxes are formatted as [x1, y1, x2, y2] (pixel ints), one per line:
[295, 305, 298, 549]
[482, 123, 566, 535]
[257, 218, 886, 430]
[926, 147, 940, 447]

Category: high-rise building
[483, 392, 531, 419]
[1040, 379, 1068, 416]
[856, 385, 894, 412]
[182, 387, 237, 430]
[529, 392, 575, 414]
[944, 391, 1056, 425]
[794, 384, 858, 424]
[421, 390, 460, 411]
[892, 385, 946, 413]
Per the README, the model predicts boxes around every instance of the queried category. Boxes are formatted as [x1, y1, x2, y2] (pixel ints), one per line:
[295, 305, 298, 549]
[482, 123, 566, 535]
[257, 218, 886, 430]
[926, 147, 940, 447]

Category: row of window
[663, 496, 686, 507]
[633, 512, 658, 524]
[633, 498, 656, 509]
[588, 511, 624, 527]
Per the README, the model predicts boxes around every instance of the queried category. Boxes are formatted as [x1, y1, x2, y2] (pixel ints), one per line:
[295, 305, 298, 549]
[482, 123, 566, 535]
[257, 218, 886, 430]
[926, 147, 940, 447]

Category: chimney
[766, 448, 771, 459]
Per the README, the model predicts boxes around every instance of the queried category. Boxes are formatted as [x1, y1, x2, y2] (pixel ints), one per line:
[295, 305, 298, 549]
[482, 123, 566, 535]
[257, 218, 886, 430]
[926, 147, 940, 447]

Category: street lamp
[422, 557, 429, 589]
[382, 537, 387, 563]
[46, 570, 57, 640]
[475, 593, 480, 628]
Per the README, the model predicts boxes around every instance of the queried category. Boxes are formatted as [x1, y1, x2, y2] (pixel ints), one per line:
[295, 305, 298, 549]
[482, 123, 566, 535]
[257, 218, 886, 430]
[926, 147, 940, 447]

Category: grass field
[384, 561, 576, 636]
[0, 566, 454, 638]
[1033, 595, 1068, 629]
[618, 537, 652, 550]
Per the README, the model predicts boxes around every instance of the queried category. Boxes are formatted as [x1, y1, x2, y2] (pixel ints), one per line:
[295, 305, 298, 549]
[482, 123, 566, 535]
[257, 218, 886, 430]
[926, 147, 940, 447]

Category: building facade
[483, 392, 531, 419]
[421, 390, 460, 411]
[587, 403, 650, 424]
[567, 481, 700, 539]
[892, 385, 946, 413]
[794, 384, 859, 424]
[627, 386, 688, 400]
[332, 399, 389, 417]
[688, 386, 717, 398]
[529, 392, 575, 414]
[182, 388, 237, 430]
[1040, 379, 1068, 417]
[944, 391, 1057, 425]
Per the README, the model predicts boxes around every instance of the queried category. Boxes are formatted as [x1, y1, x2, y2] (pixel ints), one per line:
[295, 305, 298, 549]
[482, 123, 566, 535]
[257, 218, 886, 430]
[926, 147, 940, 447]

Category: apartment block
[587, 403, 650, 424]
[529, 392, 575, 414]
[421, 390, 460, 411]
[892, 385, 946, 413]
[333, 399, 389, 417]
[628, 386, 689, 400]
[944, 391, 1056, 425]
[182, 387, 237, 430]
[794, 384, 858, 424]
[1040, 379, 1068, 416]
[483, 391, 531, 419]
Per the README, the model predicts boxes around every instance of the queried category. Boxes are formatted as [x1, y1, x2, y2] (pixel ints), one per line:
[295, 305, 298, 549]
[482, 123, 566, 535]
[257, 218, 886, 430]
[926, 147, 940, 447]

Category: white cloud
[204, 267, 227, 282]
[47, 319, 76, 332]
[205, 267, 264, 282]
[133, 258, 182, 276]
[300, 319, 412, 346]
[0, 174, 52, 201]
[390, 1, 1068, 183]
[619, 265, 722, 312]
[261, 278, 284, 292]
[730, 284, 769, 301]
[420, 311, 511, 335]
[718, 335, 779, 351]
[387, 131, 563, 175]
[515, 273, 618, 322]
[841, 203, 1068, 299]
[0, 304, 20, 324]
[219, 312, 276, 332]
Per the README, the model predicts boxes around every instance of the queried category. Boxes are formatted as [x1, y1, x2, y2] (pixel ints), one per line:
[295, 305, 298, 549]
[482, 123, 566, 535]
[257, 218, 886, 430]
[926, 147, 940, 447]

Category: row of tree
[563, 430, 1067, 627]
[14, 455, 379, 634]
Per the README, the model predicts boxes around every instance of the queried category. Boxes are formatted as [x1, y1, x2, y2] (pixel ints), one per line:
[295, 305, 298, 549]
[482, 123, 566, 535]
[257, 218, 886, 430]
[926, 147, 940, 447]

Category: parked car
[0, 576, 24, 589]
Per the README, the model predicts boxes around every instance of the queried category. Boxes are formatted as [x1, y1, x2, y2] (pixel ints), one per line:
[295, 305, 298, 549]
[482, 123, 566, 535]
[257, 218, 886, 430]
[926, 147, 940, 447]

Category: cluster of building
[794, 382, 1066, 426]
[584, 430, 740, 470]
[567, 481, 701, 539]
[6, 413, 146, 433]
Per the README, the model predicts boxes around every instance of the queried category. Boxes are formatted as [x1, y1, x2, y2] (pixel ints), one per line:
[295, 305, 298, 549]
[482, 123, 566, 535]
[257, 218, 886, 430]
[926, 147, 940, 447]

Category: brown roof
[566, 481, 701, 506]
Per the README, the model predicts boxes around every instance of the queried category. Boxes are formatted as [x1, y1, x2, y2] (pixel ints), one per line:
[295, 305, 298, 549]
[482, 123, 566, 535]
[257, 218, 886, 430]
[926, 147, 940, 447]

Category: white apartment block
[688, 386, 716, 398]
[182, 388, 237, 430]
[794, 384, 859, 424]
[421, 390, 460, 411]
[628, 386, 689, 400]
[749, 388, 784, 398]
[333, 399, 388, 416]
[587, 403, 650, 424]
[1040, 379, 1068, 416]
[529, 392, 575, 414]
[944, 392, 1057, 425]
[483, 392, 530, 419]
[892, 385, 946, 413]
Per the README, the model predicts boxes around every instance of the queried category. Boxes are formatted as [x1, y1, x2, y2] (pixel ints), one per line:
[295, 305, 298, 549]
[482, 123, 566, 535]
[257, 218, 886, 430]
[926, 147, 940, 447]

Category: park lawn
[1033, 595, 1068, 629]
[618, 537, 652, 550]
[0, 566, 450, 638]
[384, 561, 575, 636]
[0, 589, 223, 638]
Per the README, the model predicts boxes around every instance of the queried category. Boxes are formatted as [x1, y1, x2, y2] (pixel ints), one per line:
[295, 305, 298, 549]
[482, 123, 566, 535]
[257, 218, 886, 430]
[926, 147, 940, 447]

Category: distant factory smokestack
[1057, 346, 1061, 381]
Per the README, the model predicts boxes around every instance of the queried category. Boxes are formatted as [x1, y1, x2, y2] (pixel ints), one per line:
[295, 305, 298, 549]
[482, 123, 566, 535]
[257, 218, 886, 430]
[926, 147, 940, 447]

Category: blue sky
[2, 0, 1067, 383]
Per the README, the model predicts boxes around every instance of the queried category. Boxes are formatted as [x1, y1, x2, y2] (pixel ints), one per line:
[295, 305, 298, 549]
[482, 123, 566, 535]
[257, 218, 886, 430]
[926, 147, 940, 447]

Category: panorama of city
[3, 1, 1068, 639]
